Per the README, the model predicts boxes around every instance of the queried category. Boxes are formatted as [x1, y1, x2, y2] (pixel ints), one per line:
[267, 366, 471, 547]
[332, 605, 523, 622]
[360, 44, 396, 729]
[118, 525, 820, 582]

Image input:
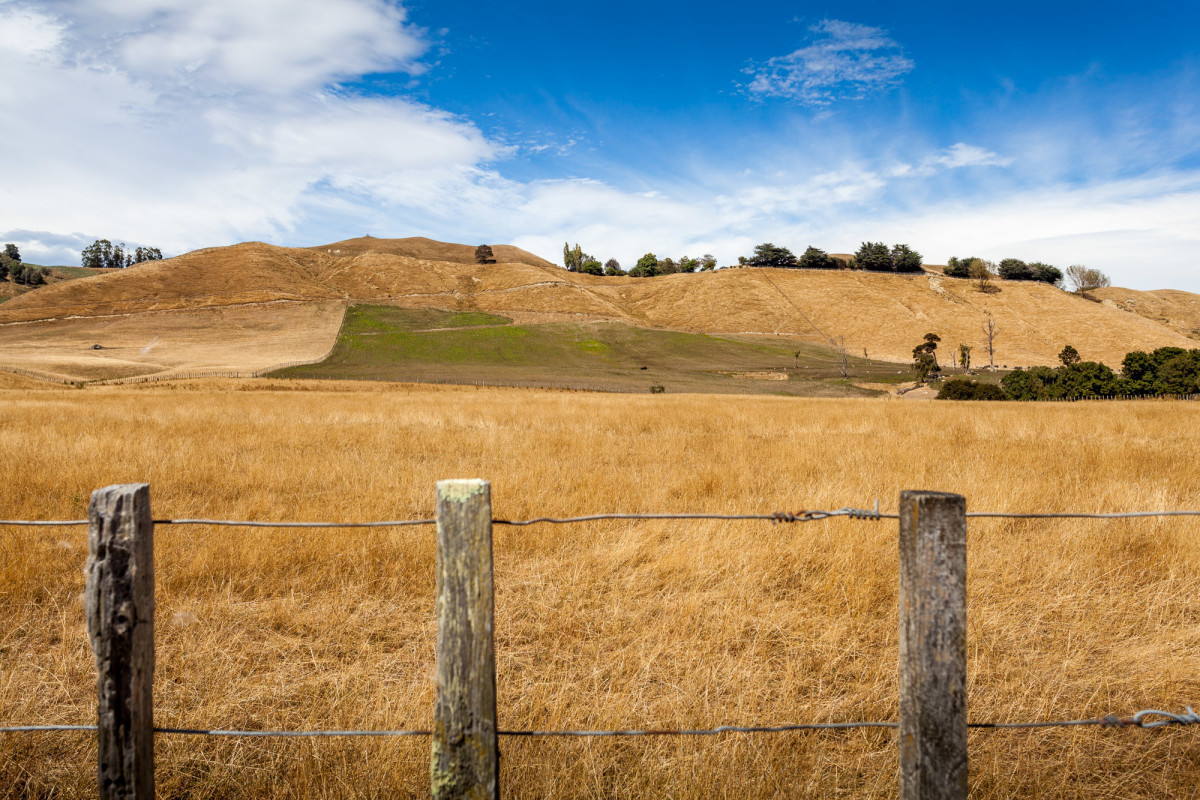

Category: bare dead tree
[833, 336, 850, 379]
[982, 315, 1000, 368]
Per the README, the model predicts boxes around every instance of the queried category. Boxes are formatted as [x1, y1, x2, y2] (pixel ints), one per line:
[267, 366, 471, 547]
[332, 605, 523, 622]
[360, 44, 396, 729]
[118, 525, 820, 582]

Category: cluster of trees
[943, 257, 1110, 296]
[627, 253, 717, 277]
[936, 345, 1200, 401]
[562, 242, 604, 274]
[944, 256, 1062, 286]
[560, 239, 926, 276]
[562, 243, 718, 277]
[81, 240, 163, 269]
[0, 243, 48, 286]
[1001, 346, 1200, 400]
[735, 242, 921, 272]
[852, 242, 923, 272]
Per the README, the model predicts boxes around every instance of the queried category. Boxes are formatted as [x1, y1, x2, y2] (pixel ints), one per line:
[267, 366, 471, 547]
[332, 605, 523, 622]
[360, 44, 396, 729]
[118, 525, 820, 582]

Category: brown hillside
[307, 235, 559, 268]
[0, 238, 1195, 381]
[1092, 287, 1200, 342]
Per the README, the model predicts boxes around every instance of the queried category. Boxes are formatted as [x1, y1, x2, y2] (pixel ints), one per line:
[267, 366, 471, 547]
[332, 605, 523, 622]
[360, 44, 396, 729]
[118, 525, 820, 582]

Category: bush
[936, 379, 1006, 401]
[797, 246, 834, 269]
[891, 243, 923, 272]
[944, 256, 974, 278]
[998, 258, 1032, 280]
[855, 241, 892, 272]
[746, 243, 797, 268]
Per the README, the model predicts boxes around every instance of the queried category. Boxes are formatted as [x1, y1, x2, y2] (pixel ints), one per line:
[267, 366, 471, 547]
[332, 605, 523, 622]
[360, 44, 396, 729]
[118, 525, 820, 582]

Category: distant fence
[4, 485, 1200, 798]
[1030, 393, 1199, 402]
[0, 365, 78, 385]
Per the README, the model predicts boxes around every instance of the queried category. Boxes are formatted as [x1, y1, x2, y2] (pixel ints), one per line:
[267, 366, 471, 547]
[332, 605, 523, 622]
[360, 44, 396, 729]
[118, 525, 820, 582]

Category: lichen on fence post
[86, 484, 155, 800]
[431, 479, 498, 799]
[899, 490, 967, 800]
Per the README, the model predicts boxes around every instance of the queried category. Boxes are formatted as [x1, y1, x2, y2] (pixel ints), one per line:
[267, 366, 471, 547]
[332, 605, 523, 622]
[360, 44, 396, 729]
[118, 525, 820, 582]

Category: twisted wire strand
[6, 507, 1200, 529]
[5, 709, 1199, 737]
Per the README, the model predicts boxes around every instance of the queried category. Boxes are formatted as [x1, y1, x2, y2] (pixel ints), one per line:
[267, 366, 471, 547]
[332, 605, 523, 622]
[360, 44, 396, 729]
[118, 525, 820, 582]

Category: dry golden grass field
[3, 380, 1200, 798]
[2, 237, 1196, 383]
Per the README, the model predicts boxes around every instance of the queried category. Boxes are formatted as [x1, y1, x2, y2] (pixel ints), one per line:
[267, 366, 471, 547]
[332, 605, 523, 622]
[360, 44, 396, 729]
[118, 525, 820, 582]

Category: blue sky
[2, 0, 1199, 289]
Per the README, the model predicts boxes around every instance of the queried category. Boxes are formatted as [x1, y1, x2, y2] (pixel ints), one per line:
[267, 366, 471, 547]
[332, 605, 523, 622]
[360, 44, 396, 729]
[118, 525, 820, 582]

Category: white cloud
[745, 19, 913, 106]
[0, 1, 499, 262]
[918, 143, 1013, 172]
[2, 2, 1196, 296]
[54, 0, 426, 93]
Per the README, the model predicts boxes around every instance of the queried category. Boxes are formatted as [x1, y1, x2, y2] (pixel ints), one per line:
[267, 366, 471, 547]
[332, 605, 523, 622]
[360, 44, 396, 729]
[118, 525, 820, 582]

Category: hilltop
[0, 236, 1195, 384]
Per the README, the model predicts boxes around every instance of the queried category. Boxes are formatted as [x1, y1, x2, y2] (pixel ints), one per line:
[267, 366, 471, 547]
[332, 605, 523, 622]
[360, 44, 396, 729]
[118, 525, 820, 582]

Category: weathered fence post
[432, 480, 498, 800]
[86, 484, 155, 800]
[899, 491, 967, 800]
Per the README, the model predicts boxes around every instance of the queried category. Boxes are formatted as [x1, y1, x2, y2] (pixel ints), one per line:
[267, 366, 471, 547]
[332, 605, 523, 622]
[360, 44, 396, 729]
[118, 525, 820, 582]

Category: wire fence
[9, 505, 1200, 528]
[6, 708, 1200, 738]
[4, 490, 1199, 798]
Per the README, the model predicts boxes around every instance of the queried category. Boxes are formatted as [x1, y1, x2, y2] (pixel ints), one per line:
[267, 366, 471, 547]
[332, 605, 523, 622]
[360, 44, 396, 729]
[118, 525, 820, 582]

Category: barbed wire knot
[1132, 707, 1200, 728]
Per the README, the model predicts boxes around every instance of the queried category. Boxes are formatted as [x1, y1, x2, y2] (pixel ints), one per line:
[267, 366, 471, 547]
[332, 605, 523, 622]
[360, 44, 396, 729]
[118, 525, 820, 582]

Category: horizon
[2, 1, 1198, 291]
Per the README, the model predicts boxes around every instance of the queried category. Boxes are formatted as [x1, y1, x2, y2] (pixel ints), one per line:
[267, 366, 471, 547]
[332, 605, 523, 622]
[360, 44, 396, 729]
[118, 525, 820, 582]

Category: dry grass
[2, 239, 1196, 382]
[1094, 287, 1200, 341]
[0, 301, 345, 381]
[2, 382, 1200, 798]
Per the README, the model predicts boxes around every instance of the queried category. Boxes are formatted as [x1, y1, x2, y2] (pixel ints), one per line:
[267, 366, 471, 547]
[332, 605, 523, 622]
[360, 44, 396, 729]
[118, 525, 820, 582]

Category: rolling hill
[0, 236, 1196, 385]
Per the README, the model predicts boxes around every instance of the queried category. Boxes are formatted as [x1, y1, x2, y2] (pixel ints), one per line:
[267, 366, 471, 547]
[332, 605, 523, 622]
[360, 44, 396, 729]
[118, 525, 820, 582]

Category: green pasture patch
[273, 306, 905, 397]
[339, 305, 512, 336]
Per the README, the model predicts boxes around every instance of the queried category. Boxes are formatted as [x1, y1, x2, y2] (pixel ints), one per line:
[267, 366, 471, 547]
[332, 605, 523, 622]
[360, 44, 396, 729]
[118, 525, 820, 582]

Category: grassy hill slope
[1093, 287, 1200, 342]
[0, 237, 1196, 383]
[273, 304, 907, 396]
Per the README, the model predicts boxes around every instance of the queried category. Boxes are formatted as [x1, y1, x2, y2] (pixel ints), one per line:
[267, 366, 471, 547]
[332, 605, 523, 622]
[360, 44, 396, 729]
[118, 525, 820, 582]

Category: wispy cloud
[744, 19, 913, 106]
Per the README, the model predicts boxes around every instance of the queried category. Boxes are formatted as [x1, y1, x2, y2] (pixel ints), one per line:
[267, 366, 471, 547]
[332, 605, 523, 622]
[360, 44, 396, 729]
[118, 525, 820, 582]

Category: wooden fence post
[86, 484, 155, 800]
[899, 491, 967, 800]
[431, 480, 498, 800]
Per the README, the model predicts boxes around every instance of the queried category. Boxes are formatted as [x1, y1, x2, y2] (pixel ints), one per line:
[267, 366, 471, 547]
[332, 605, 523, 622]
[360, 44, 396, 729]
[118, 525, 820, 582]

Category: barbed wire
[5, 708, 1198, 737]
[8, 505, 1200, 528]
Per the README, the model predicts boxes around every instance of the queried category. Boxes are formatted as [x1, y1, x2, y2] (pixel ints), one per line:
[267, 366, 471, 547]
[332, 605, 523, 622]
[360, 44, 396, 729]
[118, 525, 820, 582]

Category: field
[3, 382, 1200, 798]
[273, 305, 914, 395]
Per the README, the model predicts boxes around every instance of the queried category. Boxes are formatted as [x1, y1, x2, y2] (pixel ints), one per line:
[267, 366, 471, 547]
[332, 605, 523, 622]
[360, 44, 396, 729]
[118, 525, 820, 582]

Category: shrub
[943, 256, 974, 278]
[936, 379, 1007, 401]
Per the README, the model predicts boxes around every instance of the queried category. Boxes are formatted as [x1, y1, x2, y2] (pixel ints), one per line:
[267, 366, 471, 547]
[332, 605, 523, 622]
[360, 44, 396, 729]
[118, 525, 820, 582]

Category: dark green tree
[891, 243, 923, 272]
[580, 256, 604, 275]
[912, 333, 942, 381]
[1058, 345, 1081, 366]
[603, 258, 624, 276]
[3, 244, 20, 263]
[855, 241, 892, 272]
[0, 258, 8, 281]
[937, 379, 1006, 401]
[1029, 262, 1063, 285]
[797, 246, 834, 269]
[943, 256, 975, 278]
[81, 239, 110, 269]
[922, 332, 941, 367]
[1056, 361, 1117, 398]
[747, 243, 797, 267]
[998, 258, 1032, 280]
[132, 246, 163, 264]
[629, 252, 660, 277]
[698, 254, 717, 271]
[474, 244, 494, 264]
